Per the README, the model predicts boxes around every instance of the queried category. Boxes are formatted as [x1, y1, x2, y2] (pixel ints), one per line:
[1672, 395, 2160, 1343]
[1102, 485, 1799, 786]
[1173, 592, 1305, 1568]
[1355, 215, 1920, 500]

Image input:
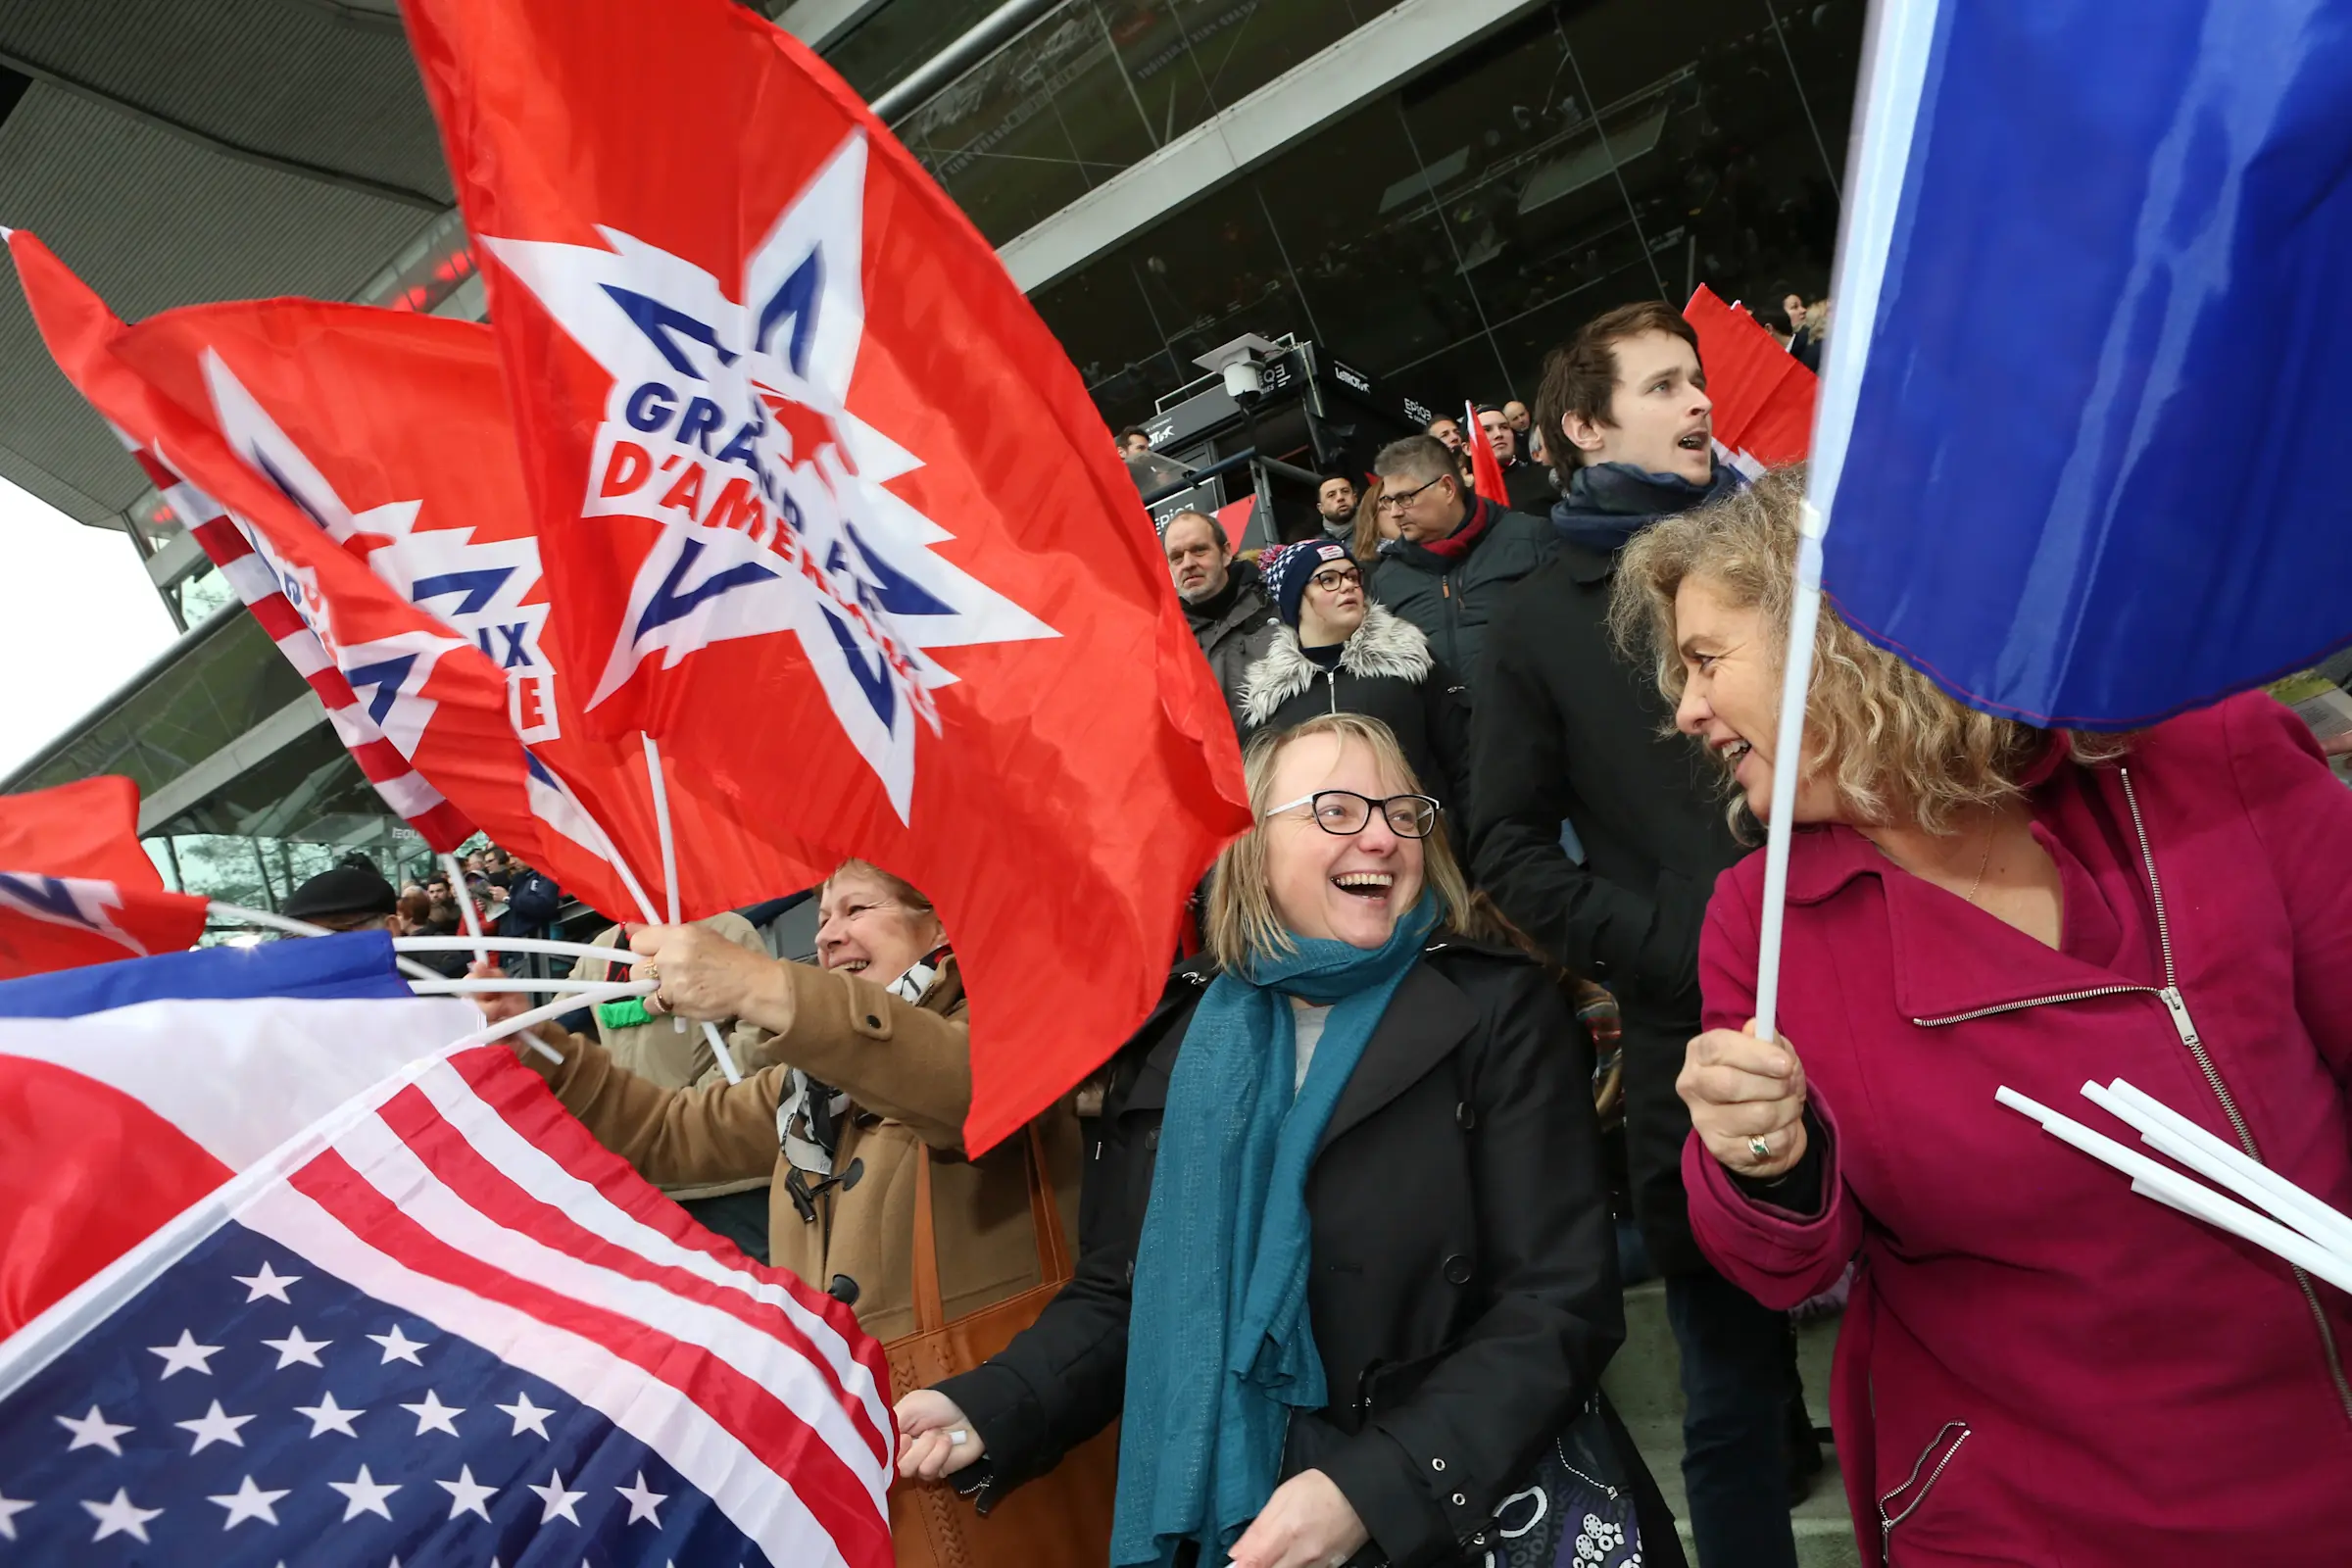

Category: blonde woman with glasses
[894, 713, 1676, 1568]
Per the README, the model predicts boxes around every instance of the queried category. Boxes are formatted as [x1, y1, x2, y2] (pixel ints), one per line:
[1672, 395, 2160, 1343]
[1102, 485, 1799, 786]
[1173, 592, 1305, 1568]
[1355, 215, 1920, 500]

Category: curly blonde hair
[1203, 713, 1473, 970]
[1608, 467, 2116, 836]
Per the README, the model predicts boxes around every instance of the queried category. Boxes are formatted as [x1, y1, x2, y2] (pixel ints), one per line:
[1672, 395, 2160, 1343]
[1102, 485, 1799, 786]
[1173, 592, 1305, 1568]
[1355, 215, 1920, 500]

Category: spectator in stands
[1118, 426, 1152, 459]
[1780, 289, 1821, 372]
[1312, 473, 1357, 544]
[1504, 398, 1532, 435]
[1424, 414, 1465, 452]
[1469, 301, 1800, 1568]
[281, 857, 400, 934]
[565, 913, 777, 1260]
[477, 860, 1082, 1343]
[896, 713, 1677, 1568]
[1365, 434, 1553, 702]
[1243, 541, 1471, 814]
[1348, 476, 1395, 565]
[1478, 403, 1558, 514]
[1616, 469, 2352, 1565]
[1165, 508, 1279, 726]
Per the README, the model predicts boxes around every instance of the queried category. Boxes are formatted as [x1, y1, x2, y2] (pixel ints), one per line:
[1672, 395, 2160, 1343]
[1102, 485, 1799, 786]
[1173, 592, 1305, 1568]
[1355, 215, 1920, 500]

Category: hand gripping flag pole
[640, 735, 743, 1083]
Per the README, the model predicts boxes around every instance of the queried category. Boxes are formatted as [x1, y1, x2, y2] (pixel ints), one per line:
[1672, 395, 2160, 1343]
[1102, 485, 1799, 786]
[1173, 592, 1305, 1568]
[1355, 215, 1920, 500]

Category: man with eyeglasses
[1363, 434, 1555, 704]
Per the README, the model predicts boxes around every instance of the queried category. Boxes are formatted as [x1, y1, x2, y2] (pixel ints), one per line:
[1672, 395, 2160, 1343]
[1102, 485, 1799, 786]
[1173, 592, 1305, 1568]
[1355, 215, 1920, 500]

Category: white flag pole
[1749, 0, 1939, 1041]
[640, 733, 743, 1083]
[1751, 507, 1825, 1046]
[439, 852, 492, 970]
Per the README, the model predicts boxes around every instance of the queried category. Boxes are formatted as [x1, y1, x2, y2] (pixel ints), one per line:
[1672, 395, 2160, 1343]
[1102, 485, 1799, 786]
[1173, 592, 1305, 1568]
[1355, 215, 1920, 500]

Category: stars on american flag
[0, 1225, 734, 1562]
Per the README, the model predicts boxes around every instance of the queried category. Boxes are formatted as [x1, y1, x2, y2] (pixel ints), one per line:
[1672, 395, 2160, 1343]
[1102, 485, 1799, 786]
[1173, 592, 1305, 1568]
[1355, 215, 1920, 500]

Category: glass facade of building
[1025, 0, 1862, 426]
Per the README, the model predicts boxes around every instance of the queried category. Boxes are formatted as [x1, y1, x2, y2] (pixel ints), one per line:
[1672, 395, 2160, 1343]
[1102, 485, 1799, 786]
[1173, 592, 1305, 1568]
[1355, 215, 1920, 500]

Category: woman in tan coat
[484, 860, 1081, 1344]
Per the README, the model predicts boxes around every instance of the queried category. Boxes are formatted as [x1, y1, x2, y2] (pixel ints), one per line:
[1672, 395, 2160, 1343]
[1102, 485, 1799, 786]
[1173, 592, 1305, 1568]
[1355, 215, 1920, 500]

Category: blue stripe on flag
[1815, 0, 2352, 727]
[0, 933, 412, 1018]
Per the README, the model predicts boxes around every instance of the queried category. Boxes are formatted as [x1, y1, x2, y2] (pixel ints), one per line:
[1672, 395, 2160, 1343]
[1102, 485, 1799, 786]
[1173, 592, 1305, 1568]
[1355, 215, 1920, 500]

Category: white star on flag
[0, 1492, 31, 1541]
[482, 127, 1056, 821]
[81, 1488, 162, 1544]
[208, 1476, 290, 1529]
[56, 1405, 132, 1455]
[368, 1324, 428, 1365]
[400, 1389, 464, 1436]
[436, 1465, 498, 1522]
[175, 1399, 255, 1452]
[328, 1464, 401, 1522]
[527, 1469, 585, 1525]
[495, 1390, 553, 1438]
[293, 1391, 366, 1438]
[148, 1329, 223, 1378]
[260, 1325, 330, 1368]
[615, 1470, 668, 1526]
[230, 1261, 301, 1302]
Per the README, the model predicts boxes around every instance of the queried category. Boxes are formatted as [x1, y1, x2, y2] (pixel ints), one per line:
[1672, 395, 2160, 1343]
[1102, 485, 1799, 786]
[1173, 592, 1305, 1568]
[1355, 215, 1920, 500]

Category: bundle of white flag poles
[2000, 1081, 2352, 1296]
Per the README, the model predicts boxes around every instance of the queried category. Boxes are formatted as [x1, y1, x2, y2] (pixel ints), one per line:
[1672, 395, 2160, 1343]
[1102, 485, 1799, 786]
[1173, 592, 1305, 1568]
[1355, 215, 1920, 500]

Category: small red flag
[0, 778, 208, 979]
[403, 0, 1249, 1149]
[1683, 285, 1819, 474]
[1465, 399, 1510, 506]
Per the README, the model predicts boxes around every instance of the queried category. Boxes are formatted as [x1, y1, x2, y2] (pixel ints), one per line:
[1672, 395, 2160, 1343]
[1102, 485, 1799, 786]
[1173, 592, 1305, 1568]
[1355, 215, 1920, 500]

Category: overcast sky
[0, 475, 180, 779]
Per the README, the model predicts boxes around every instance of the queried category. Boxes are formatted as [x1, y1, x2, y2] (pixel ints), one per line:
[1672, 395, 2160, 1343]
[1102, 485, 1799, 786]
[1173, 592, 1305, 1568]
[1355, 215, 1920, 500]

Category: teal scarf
[1110, 893, 1441, 1567]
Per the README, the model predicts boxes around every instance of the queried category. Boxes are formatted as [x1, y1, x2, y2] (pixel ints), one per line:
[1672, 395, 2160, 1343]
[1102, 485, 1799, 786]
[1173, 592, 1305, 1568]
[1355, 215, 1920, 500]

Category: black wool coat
[935, 940, 1680, 1568]
[1367, 498, 1555, 703]
[1466, 536, 1746, 1276]
[1238, 605, 1474, 815]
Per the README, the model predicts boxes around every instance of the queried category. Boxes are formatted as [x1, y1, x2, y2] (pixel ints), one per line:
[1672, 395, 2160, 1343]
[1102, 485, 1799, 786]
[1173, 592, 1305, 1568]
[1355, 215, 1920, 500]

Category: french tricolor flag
[0, 937, 894, 1564]
[1806, 0, 2352, 729]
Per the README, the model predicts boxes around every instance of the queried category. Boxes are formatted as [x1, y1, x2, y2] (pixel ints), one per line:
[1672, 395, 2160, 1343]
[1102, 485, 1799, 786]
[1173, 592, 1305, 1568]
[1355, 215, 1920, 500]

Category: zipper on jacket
[1912, 767, 2352, 1426]
[1879, 1420, 1970, 1560]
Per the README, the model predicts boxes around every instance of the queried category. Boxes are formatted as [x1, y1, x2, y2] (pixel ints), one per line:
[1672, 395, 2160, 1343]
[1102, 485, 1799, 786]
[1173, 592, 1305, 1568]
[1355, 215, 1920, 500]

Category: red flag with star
[403, 0, 1249, 1149]
[8, 232, 829, 921]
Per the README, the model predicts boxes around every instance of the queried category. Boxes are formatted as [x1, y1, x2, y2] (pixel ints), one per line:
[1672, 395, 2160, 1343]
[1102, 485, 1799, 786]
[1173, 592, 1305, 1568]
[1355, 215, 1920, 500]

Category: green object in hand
[597, 997, 653, 1030]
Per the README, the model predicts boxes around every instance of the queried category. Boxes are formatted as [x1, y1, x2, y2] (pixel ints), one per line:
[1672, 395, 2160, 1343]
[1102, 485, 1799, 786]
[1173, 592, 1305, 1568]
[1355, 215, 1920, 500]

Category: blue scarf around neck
[1550, 459, 1742, 554]
[1109, 893, 1441, 1567]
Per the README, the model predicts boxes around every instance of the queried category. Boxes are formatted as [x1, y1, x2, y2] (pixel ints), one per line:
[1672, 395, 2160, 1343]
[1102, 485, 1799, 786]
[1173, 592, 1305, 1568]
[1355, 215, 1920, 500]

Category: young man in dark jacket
[1468, 300, 1806, 1568]
[1365, 435, 1553, 704]
[1164, 509, 1277, 729]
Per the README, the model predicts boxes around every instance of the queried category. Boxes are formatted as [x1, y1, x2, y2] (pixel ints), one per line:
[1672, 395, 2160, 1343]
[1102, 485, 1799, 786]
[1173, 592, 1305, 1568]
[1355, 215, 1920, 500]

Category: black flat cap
[282, 861, 399, 922]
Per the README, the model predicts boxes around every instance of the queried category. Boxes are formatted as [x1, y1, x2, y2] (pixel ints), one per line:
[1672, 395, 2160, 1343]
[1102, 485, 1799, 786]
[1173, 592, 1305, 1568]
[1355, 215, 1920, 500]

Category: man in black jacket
[1164, 509, 1277, 729]
[1468, 300, 1804, 1568]
[1365, 435, 1553, 704]
[1476, 403, 1557, 515]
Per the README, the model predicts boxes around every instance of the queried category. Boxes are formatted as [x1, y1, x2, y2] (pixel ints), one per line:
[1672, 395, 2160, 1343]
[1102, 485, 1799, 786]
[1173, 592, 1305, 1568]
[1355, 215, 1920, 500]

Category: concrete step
[1600, 1280, 1861, 1568]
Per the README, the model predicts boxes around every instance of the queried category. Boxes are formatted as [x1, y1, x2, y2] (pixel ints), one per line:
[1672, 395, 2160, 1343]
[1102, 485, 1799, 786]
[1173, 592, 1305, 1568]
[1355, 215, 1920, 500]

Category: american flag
[0, 1044, 894, 1567]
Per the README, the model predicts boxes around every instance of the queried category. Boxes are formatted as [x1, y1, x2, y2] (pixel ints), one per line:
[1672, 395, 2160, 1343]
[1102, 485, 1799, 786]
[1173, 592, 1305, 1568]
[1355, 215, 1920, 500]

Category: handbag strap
[908, 1122, 1072, 1337]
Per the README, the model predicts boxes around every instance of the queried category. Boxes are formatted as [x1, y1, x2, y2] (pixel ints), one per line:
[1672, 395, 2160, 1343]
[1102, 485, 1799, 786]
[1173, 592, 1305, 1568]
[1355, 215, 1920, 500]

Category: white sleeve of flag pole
[1804, 0, 1944, 516]
[1752, 509, 1828, 1046]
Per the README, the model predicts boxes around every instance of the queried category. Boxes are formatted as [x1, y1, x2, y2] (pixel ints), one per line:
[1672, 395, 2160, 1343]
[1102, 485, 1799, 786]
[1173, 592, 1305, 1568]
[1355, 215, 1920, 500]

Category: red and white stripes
[239, 1045, 896, 1568]
[125, 443, 474, 853]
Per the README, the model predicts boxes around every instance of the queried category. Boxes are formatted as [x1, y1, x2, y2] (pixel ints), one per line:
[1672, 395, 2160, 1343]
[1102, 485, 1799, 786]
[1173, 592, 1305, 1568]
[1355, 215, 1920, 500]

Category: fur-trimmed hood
[1240, 602, 1434, 726]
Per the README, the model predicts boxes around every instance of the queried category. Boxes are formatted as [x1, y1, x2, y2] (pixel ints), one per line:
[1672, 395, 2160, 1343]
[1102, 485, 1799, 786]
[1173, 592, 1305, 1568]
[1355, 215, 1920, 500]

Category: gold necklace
[1964, 811, 1998, 906]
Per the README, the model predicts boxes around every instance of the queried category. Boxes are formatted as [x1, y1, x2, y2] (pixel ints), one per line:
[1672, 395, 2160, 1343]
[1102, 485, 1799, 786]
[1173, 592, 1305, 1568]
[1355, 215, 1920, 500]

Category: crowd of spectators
[430, 284, 2347, 1568]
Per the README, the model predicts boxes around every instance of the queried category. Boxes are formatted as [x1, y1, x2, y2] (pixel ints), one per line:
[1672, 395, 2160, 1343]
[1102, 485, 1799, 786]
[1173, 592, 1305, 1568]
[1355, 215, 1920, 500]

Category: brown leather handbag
[884, 1126, 1119, 1568]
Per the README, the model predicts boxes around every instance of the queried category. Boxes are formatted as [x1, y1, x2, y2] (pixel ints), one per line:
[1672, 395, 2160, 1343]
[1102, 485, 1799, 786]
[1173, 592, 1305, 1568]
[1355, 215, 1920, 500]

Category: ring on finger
[1746, 1133, 1774, 1162]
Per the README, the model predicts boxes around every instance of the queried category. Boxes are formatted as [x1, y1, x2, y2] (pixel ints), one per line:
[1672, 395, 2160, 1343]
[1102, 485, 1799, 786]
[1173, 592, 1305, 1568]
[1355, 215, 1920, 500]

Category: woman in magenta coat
[1609, 473, 2352, 1567]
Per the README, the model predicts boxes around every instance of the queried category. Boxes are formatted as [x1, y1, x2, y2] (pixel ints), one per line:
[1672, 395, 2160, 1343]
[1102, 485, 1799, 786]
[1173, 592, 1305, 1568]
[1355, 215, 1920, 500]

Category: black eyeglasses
[1375, 474, 1448, 512]
[1262, 790, 1441, 838]
[1309, 566, 1362, 593]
